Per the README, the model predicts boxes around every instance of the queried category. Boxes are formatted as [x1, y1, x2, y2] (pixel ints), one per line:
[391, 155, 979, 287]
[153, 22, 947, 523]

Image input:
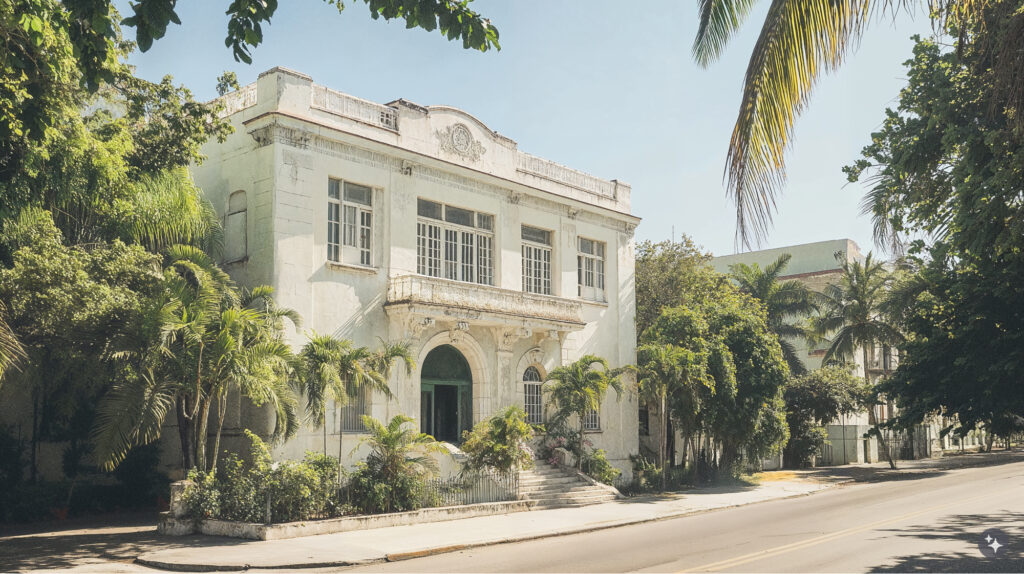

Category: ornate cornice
[245, 119, 637, 232]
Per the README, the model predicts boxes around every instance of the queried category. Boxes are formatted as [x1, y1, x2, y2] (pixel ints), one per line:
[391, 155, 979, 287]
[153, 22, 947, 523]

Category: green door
[421, 345, 473, 443]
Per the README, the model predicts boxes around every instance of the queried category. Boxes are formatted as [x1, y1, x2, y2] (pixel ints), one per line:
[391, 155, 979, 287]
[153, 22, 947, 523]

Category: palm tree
[94, 245, 301, 472]
[118, 168, 223, 256]
[544, 355, 626, 469]
[812, 252, 903, 469]
[729, 253, 818, 375]
[355, 414, 446, 513]
[297, 335, 412, 475]
[691, 0, 993, 246]
[297, 333, 347, 454]
[637, 344, 686, 490]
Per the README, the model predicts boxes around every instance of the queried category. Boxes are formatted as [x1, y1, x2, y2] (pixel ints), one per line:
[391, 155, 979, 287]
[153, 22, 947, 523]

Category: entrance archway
[420, 345, 473, 443]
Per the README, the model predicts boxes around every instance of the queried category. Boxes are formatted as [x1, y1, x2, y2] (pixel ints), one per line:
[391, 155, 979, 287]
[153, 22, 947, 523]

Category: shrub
[182, 470, 220, 520]
[344, 415, 444, 514]
[180, 431, 341, 523]
[580, 449, 620, 485]
[460, 406, 535, 474]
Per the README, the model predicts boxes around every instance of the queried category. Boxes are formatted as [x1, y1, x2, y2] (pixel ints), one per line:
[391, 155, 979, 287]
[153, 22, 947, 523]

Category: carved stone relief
[435, 123, 486, 162]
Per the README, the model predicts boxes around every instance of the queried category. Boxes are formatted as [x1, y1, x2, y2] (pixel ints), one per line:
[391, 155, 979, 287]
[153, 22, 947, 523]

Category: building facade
[190, 68, 640, 476]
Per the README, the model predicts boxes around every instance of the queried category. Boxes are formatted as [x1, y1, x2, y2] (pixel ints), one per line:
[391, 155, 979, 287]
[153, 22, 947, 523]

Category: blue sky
[117, 1, 934, 257]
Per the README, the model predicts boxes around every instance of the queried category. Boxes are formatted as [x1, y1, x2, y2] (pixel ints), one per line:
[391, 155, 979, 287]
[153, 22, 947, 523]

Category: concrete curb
[136, 482, 841, 572]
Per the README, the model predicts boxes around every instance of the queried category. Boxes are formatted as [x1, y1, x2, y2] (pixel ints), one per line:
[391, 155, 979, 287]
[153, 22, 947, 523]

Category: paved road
[350, 460, 1024, 573]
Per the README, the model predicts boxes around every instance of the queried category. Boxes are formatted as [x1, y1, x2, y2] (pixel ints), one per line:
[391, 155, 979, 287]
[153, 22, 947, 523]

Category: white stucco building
[190, 67, 640, 475]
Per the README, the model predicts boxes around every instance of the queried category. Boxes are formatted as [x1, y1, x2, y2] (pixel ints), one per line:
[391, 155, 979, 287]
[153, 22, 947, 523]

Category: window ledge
[223, 256, 249, 267]
[579, 298, 609, 307]
[326, 261, 379, 275]
[584, 429, 603, 434]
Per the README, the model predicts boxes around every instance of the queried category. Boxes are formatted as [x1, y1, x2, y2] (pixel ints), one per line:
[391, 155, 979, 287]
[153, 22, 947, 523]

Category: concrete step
[519, 475, 580, 486]
[520, 483, 588, 494]
[524, 487, 613, 500]
[519, 468, 571, 477]
[531, 494, 616, 508]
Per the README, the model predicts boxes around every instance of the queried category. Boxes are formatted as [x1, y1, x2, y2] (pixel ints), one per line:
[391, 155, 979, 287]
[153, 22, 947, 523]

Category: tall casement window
[521, 225, 552, 295]
[416, 199, 494, 285]
[583, 407, 601, 431]
[577, 237, 606, 301]
[523, 366, 544, 424]
[328, 179, 373, 266]
[224, 190, 247, 263]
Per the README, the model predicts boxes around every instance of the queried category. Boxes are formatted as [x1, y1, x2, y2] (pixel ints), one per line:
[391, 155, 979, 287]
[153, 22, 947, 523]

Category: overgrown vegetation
[181, 431, 341, 523]
[460, 406, 535, 474]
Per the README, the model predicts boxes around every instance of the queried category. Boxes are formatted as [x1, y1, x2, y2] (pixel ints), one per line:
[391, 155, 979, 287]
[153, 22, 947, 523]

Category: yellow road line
[682, 490, 998, 572]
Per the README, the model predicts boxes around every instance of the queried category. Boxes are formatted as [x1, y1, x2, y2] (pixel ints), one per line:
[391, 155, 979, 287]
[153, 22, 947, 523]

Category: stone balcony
[384, 275, 585, 333]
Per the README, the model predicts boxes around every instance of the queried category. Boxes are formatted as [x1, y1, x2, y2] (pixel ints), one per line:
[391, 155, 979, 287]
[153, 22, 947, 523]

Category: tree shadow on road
[803, 450, 1024, 485]
[0, 524, 244, 572]
[868, 511, 1024, 573]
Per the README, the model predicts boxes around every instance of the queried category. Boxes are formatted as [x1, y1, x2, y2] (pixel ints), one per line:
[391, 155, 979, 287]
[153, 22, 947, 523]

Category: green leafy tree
[811, 253, 902, 469]
[647, 283, 789, 478]
[544, 355, 626, 469]
[690, 0, 1010, 245]
[297, 333, 347, 454]
[635, 237, 724, 338]
[0, 209, 163, 479]
[297, 335, 411, 469]
[845, 24, 1024, 440]
[728, 253, 818, 375]
[783, 365, 865, 467]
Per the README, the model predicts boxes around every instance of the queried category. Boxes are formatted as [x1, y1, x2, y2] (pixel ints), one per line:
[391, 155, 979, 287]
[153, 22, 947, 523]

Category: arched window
[225, 190, 247, 262]
[523, 366, 543, 424]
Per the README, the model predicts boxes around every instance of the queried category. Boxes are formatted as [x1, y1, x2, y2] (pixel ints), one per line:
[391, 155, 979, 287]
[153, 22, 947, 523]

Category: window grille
[523, 367, 543, 424]
[328, 179, 373, 266]
[339, 388, 368, 432]
[583, 407, 600, 431]
[416, 199, 494, 285]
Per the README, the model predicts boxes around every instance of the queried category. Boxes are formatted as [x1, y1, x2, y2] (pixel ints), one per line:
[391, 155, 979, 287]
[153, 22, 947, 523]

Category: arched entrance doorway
[420, 344, 473, 443]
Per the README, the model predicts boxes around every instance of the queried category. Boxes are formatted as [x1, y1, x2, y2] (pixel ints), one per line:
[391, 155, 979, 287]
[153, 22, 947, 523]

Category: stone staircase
[518, 463, 619, 508]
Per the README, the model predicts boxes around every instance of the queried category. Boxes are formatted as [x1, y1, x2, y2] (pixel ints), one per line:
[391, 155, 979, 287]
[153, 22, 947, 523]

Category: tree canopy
[845, 18, 1024, 439]
[645, 280, 789, 475]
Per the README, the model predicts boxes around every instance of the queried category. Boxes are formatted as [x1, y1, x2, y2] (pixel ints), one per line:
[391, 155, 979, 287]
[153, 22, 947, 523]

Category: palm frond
[725, 0, 871, 247]
[693, 0, 760, 66]
[92, 368, 177, 471]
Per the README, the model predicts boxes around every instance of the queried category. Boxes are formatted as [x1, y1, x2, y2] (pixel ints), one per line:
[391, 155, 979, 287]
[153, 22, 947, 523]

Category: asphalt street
[350, 459, 1024, 573]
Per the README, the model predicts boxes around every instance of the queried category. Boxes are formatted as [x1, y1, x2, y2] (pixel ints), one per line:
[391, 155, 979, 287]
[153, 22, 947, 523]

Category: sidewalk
[136, 479, 833, 571]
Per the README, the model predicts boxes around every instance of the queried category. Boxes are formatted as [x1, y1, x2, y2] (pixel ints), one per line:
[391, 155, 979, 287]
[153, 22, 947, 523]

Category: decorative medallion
[436, 123, 486, 162]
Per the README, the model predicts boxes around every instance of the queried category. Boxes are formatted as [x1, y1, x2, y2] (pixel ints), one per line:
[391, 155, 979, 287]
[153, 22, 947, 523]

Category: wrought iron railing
[422, 469, 519, 507]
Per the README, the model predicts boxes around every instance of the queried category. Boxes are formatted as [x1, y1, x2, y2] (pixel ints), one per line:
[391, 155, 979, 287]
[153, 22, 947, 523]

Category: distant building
[712, 239, 992, 464]
[189, 68, 640, 476]
[712, 239, 885, 465]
